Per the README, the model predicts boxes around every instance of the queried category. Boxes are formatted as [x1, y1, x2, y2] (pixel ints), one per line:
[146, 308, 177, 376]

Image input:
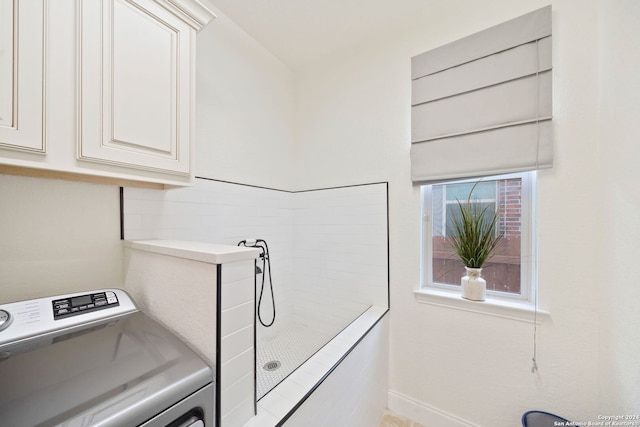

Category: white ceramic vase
[461, 267, 486, 301]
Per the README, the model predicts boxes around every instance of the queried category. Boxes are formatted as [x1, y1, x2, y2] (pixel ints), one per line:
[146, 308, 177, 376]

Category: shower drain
[263, 360, 281, 371]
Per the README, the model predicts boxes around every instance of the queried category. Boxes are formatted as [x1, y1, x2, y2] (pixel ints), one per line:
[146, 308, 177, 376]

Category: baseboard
[387, 389, 478, 427]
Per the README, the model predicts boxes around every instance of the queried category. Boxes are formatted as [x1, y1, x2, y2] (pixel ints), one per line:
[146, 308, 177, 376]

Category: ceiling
[208, 0, 445, 71]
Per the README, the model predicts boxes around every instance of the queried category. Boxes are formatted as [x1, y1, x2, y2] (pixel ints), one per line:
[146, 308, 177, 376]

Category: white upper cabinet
[0, 0, 215, 187]
[0, 0, 46, 153]
[79, 0, 197, 176]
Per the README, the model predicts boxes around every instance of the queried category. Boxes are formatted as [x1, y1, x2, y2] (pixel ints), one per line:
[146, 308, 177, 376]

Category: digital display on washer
[52, 292, 119, 319]
[71, 295, 92, 307]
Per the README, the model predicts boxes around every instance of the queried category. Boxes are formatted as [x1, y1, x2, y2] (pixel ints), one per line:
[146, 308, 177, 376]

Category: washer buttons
[0, 310, 11, 332]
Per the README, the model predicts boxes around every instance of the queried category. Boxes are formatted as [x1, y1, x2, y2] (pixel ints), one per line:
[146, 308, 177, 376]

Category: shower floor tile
[256, 323, 332, 400]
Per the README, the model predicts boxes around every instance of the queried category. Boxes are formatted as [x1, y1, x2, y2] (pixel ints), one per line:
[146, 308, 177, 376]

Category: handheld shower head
[237, 238, 275, 327]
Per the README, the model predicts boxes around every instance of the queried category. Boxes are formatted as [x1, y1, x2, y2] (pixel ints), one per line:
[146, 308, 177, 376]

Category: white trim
[387, 389, 478, 427]
[413, 288, 549, 323]
[156, 0, 216, 31]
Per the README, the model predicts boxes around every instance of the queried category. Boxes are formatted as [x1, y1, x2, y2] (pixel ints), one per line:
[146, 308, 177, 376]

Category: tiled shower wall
[123, 178, 388, 334]
[292, 185, 388, 334]
[124, 179, 296, 331]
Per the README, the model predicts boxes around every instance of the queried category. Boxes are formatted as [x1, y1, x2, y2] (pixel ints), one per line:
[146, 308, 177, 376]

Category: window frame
[421, 171, 537, 303]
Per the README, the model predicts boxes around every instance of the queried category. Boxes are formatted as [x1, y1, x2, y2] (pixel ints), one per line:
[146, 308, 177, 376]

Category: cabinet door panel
[79, 0, 191, 175]
[0, 0, 45, 153]
[112, 0, 175, 153]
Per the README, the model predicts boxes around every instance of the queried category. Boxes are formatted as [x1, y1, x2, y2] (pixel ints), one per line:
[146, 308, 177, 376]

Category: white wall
[0, 174, 122, 303]
[294, 0, 636, 424]
[597, 0, 640, 413]
[195, 3, 296, 189]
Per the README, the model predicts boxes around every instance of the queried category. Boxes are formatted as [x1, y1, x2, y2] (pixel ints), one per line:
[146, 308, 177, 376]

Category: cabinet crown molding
[154, 0, 216, 31]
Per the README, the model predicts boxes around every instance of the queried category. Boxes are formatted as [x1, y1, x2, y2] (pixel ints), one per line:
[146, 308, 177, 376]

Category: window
[421, 172, 536, 302]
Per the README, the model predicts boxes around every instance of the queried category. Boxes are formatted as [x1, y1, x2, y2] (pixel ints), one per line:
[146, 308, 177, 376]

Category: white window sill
[413, 288, 549, 323]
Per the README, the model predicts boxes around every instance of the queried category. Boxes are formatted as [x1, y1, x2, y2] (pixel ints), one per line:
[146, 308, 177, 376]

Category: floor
[256, 323, 332, 399]
[379, 410, 426, 427]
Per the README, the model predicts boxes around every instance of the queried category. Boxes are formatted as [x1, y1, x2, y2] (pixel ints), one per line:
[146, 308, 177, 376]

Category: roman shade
[410, 6, 552, 184]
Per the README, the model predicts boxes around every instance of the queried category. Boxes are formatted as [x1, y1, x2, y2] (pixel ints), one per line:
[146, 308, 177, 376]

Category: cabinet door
[0, 0, 45, 153]
[79, 0, 193, 175]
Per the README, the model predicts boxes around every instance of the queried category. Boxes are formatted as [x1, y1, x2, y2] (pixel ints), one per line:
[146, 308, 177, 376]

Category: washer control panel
[52, 291, 119, 319]
[0, 289, 137, 347]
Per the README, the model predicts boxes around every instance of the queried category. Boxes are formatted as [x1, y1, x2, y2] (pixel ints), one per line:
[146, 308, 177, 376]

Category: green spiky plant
[447, 181, 503, 269]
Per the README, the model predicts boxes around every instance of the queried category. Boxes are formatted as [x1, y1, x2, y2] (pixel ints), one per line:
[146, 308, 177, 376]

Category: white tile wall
[223, 349, 254, 390]
[124, 247, 258, 427]
[221, 373, 254, 427]
[124, 179, 297, 330]
[221, 259, 258, 427]
[123, 179, 388, 340]
[123, 179, 389, 424]
[291, 184, 388, 336]
[123, 249, 218, 366]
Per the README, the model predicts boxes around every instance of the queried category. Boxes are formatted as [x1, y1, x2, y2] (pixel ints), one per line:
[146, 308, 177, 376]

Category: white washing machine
[0, 289, 214, 427]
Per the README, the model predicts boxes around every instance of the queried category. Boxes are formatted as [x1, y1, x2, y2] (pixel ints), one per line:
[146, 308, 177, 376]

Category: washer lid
[0, 311, 213, 427]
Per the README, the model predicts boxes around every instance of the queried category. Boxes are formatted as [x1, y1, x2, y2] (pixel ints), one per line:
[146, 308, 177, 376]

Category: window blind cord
[531, 292, 539, 373]
[531, 38, 540, 375]
[535, 38, 541, 172]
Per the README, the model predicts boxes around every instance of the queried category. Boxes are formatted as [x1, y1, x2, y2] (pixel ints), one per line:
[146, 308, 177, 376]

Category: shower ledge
[245, 305, 389, 427]
[124, 239, 261, 264]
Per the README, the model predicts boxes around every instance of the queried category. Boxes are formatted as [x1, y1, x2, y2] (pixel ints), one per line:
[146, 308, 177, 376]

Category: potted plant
[447, 181, 503, 301]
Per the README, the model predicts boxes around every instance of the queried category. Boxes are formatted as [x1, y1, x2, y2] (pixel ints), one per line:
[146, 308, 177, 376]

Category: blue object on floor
[522, 410, 570, 426]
